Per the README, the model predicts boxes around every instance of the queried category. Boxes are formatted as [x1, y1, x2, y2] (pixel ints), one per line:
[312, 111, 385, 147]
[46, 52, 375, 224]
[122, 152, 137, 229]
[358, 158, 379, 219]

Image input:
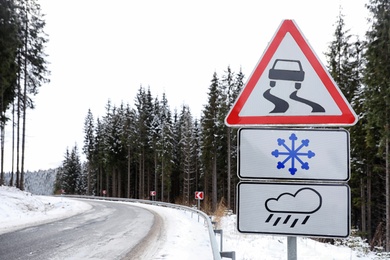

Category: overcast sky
[3, 0, 370, 172]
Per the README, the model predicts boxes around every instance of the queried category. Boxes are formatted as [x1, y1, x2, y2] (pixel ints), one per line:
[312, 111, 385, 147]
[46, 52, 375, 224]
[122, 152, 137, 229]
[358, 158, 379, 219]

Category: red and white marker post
[195, 191, 204, 210]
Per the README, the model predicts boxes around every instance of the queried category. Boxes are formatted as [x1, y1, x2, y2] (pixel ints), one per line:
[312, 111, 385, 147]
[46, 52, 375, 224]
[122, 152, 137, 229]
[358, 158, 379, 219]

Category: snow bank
[0, 185, 91, 234]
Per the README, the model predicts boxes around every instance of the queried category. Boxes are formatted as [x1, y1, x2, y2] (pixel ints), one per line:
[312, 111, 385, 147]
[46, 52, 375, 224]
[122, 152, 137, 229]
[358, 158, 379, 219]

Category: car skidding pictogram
[269, 59, 305, 89]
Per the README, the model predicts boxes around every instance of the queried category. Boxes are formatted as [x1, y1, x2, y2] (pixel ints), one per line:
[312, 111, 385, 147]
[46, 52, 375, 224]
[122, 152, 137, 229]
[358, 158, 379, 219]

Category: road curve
[0, 199, 162, 260]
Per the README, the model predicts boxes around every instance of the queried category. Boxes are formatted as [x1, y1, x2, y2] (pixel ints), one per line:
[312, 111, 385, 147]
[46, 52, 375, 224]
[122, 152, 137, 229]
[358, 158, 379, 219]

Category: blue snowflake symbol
[271, 133, 315, 175]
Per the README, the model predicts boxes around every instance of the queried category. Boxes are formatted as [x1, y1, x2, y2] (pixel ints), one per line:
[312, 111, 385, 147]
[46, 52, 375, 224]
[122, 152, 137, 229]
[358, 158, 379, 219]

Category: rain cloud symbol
[265, 188, 322, 228]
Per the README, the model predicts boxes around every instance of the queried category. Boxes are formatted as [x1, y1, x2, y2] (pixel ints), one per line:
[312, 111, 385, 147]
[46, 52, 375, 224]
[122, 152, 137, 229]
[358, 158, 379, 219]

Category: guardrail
[61, 195, 235, 260]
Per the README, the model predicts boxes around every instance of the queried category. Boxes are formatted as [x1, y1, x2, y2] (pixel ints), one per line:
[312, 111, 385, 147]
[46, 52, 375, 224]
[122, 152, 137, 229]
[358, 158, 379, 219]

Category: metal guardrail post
[220, 251, 236, 260]
[214, 229, 236, 260]
[214, 229, 223, 251]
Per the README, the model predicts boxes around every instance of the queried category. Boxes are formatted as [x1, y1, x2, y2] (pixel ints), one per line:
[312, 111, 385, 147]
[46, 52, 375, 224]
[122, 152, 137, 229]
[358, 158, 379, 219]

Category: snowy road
[0, 199, 162, 260]
[1, 187, 382, 260]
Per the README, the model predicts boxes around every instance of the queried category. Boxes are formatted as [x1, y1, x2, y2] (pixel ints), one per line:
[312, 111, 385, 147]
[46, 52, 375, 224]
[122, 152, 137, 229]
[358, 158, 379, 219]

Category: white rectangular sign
[238, 128, 350, 181]
[237, 182, 350, 238]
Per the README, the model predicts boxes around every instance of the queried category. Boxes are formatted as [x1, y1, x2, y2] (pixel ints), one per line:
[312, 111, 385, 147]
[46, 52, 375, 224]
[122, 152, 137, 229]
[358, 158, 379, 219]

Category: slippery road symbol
[271, 133, 315, 175]
[263, 59, 325, 113]
[265, 188, 322, 228]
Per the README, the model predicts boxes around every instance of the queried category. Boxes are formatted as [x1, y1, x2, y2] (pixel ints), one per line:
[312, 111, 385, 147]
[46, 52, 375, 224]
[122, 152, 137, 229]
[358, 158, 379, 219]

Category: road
[0, 199, 163, 260]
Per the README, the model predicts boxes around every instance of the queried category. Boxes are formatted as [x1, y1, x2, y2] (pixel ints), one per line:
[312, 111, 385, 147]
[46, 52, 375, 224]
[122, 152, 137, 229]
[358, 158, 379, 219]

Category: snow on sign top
[225, 19, 358, 127]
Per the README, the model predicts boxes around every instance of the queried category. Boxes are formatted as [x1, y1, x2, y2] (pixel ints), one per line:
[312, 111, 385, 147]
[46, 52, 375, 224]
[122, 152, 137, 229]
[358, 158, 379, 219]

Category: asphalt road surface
[0, 199, 162, 260]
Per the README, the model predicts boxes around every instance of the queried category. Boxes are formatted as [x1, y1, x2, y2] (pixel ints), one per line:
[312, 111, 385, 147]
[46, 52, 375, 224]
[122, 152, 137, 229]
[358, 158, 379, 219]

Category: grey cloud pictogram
[265, 187, 322, 214]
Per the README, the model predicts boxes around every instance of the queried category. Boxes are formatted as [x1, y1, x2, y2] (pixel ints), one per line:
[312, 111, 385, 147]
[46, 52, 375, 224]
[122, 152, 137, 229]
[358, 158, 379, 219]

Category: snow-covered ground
[0, 186, 388, 260]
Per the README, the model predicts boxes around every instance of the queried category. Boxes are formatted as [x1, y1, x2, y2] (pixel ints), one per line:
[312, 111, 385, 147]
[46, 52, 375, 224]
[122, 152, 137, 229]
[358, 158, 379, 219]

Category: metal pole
[197, 199, 200, 222]
[287, 236, 297, 260]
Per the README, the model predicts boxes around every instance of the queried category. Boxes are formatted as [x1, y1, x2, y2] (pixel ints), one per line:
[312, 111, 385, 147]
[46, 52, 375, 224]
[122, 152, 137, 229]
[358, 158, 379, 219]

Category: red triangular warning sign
[225, 19, 358, 127]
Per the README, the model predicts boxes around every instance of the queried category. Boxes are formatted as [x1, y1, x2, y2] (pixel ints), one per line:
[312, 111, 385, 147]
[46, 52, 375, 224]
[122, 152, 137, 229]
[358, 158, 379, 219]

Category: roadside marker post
[195, 191, 204, 210]
[150, 191, 156, 201]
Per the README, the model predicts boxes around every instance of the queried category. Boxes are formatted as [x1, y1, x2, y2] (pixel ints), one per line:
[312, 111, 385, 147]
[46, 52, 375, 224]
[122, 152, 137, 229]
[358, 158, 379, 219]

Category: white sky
[3, 0, 370, 172]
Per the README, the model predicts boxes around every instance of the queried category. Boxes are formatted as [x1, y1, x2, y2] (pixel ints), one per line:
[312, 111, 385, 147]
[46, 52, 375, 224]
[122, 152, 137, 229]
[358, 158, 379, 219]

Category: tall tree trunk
[117, 168, 121, 198]
[21, 77, 27, 190]
[227, 128, 231, 209]
[142, 152, 145, 198]
[105, 169, 109, 196]
[154, 152, 157, 200]
[368, 168, 372, 240]
[0, 69, 3, 184]
[20, 12, 29, 191]
[95, 166, 99, 195]
[0, 80, 3, 185]
[99, 164, 103, 196]
[138, 152, 142, 199]
[161, 159, 164, 202]
[127, 146, 131, 198]
[16, 77, 20, 189]
[361, 177, 366, 234]
[87, 163, 90, 195]
[147, 168, 150, 200]
[212, 153, 217, 212]
[386, 134, 389, 251]
[10, 99, 15, 186]
[112, 168, 117, 197]
[204, 163, 208, 207]
[0, 119, 4, 186]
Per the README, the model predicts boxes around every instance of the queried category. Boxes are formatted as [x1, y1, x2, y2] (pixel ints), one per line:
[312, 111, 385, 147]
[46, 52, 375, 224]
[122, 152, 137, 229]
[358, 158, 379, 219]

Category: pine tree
[221, 66, 245, 210]
[60, 145, 82, 194]
[151, 97, 161, 200]
[76, 162, 88, 195]
[171, 109, 182, 202]
[134, 86, 154, 199]
[0, 0, 19, 185]
[102, 103, 126, 197]
[93, 118, 105, 196]
[202, 72, 221, 212]
[325, 9, 369, 239]
[83, 109, 95, 195]
[229, 68, 245, 211]
[179, 105, 195, 204]
[192, 119, 202, 199]
[14, 0, 50, 190]
[364, 0, 390, 250]
[158, 93, 174, 202]
[121, 103, 136, 198]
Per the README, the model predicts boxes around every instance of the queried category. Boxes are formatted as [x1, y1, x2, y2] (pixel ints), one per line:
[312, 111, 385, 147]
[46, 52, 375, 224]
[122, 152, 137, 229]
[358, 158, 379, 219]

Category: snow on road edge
[0, 186, 91, 235]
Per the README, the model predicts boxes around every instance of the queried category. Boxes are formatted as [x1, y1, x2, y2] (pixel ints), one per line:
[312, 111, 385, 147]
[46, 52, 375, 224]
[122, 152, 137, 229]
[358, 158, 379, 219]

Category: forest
[1, 0, 390, 252]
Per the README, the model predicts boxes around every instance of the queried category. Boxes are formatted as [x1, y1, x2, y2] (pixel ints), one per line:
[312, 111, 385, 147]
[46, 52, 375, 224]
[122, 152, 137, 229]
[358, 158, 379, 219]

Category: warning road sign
[238, 128, 350, 181]
[225, 19, 357, 127]
[237, 182, 350, 238]
[195, 191, 204, 200]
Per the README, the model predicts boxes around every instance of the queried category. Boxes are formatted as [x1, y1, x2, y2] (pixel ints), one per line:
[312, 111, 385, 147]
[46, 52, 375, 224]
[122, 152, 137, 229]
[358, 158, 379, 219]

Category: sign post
[195, 191, 204, 210]
[224, 19, 358, 260]
[150, 191, 156, 201]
